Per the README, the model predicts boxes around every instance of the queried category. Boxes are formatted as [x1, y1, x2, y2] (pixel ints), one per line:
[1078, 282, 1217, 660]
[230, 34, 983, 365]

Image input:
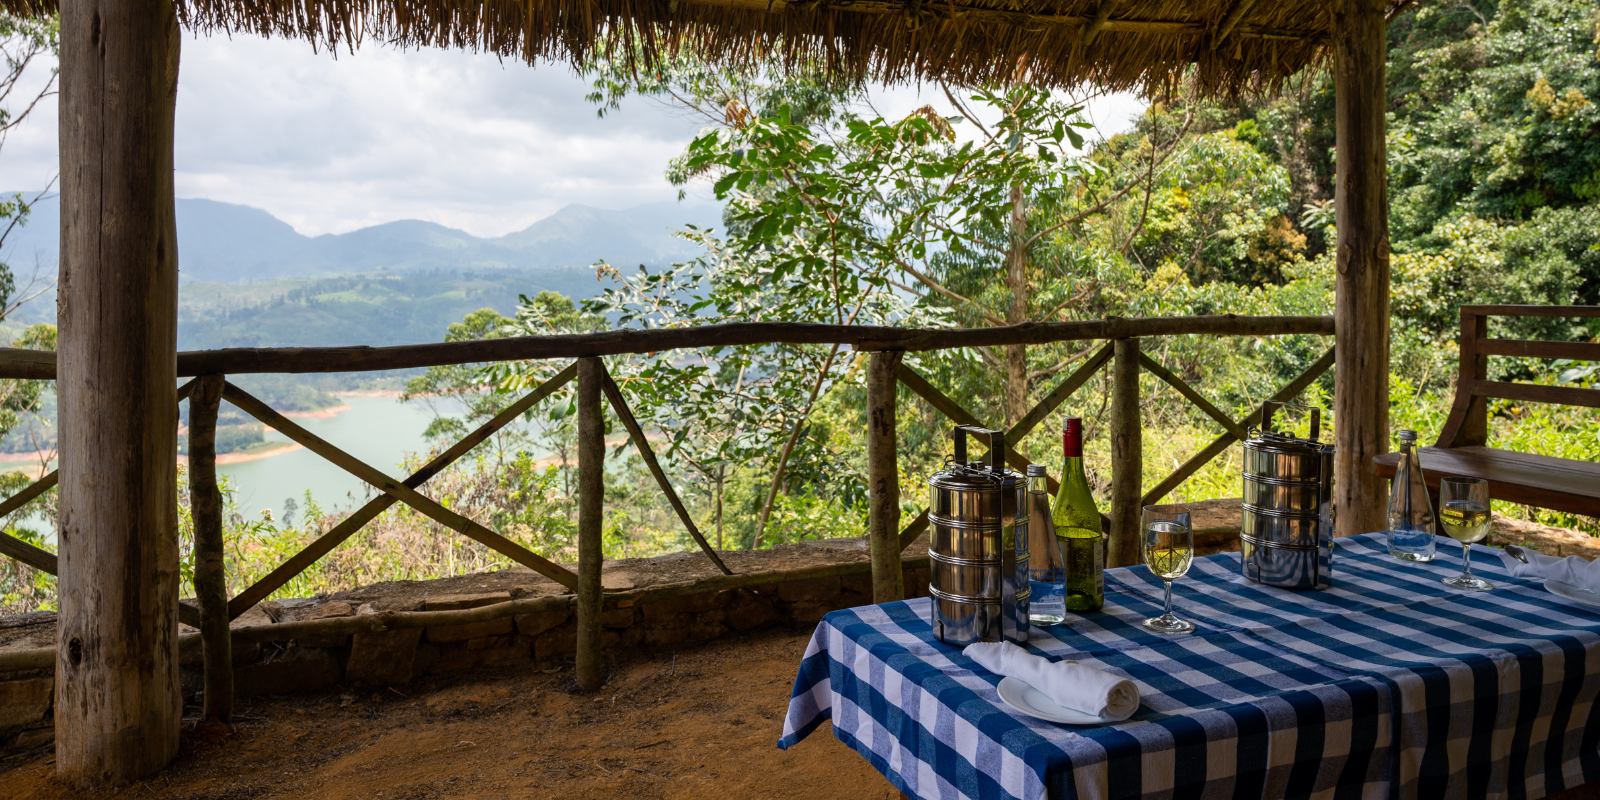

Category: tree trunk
[1005, 183, 1029, 429]
[866, 350, 904, 603]
[1331, 0, 1391, 537]
[55, 0, 182, 785]
[574, 357, 605, 692]
[190, 374, 232, 724]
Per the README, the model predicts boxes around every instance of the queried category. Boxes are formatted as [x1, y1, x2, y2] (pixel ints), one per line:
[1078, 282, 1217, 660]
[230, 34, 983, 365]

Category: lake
[222, 394, 443, 519]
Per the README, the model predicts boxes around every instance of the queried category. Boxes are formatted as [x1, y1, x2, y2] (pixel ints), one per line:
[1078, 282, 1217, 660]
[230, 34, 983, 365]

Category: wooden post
[189, 374, 231, 723]
[866, 350, 904, 603]
[1438, 310, 1489, 447]
[55, 0, 183, 784]
[1107, 338, 1142, 568]
[1331, 0, 1391, 537]
[574, 356, 605, 691]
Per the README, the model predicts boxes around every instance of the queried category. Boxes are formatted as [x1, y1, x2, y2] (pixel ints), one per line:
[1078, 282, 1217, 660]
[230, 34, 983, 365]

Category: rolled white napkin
[1501, 544, 1600, 594]
[964, 641, 1140, 721]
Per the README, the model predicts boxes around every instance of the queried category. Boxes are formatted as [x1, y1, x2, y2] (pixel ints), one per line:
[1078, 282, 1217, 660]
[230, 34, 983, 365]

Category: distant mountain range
[0, 194, 723, 284]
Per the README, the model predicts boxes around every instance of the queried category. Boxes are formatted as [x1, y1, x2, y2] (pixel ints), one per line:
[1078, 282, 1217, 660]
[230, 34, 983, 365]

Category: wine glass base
[1443, 574, 1494, 592]
[1141, 615, 1195, 635]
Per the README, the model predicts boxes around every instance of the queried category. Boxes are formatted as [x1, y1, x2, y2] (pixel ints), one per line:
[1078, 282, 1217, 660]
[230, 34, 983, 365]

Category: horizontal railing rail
[0, 314, 1332, 379]
[0, 313, 1338, 698]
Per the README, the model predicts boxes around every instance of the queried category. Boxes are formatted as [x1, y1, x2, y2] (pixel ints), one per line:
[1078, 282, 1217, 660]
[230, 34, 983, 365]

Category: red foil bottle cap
[1063, 418, 1082, 457]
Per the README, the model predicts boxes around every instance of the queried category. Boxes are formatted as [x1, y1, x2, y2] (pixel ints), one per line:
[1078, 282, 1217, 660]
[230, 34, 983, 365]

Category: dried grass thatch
[4, 0, 1389, 95]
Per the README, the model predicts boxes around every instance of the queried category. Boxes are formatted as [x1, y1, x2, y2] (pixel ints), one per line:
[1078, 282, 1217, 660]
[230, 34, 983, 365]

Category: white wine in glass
[1439, 477, 1493, 592]
[1141, 505, 1195, 635]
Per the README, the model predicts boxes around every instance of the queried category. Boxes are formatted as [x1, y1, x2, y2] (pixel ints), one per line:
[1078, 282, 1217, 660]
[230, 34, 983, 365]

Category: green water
[221, 395, 441, 519]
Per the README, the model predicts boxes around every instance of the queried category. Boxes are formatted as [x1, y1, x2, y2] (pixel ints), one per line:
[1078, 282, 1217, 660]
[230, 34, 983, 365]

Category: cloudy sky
[3, 32, 1147, 238]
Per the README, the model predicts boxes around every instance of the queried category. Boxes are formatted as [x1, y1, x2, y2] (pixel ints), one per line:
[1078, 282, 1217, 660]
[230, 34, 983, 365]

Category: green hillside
[176, 267, 598, 350]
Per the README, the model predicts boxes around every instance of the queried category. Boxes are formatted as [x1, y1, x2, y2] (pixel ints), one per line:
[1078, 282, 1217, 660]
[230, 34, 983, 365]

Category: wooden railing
[0, 313, 1335, 706]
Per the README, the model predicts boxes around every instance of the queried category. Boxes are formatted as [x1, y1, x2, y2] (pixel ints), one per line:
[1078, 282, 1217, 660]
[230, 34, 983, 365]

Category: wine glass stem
[1462, 543, 1473, 579]
[1163, 579, 1175, 618]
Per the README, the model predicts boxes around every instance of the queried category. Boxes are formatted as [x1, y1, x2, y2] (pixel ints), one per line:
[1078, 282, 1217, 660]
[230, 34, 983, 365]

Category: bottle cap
[1397, 429, 1417, 442]
[1063, 417, 1083, 458]
[1026, 464, 1045, 476]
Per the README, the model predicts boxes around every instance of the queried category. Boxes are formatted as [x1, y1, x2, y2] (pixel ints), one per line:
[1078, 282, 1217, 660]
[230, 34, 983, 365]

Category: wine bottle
[1052, 418, 1104, 612]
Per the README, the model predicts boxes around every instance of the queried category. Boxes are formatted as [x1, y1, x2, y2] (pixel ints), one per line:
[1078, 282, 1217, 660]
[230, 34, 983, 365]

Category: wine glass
[1141, 504, 1195, 635]
[1439, 477, 1494, 592]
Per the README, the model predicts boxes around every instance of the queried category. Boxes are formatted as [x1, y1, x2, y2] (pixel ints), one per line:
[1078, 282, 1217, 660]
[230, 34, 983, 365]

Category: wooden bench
[1372, 305, 1600, 518]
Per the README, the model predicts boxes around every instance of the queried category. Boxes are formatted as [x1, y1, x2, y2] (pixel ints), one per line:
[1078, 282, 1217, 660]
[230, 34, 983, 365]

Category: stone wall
[0, 538, 931, 754]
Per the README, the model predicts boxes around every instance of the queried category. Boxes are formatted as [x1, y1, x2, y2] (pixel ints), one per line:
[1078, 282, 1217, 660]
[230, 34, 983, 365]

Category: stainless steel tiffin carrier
[928, 425, 1030, 646]
[1240, 401, 1335, 590]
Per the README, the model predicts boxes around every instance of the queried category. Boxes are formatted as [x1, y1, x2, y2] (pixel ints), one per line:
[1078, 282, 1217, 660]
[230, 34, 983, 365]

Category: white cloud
[1, 32, 1146, 239]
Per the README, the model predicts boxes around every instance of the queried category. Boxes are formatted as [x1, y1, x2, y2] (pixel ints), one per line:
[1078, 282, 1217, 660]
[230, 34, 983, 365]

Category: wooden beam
[1474, 339, 1600, 361]
[1331, 0, 1391, 538]
[895, 362, 1061, 493]
[0, 316, 1334, 380]
[55, 0, 184, 781]
[1137, 353, 1248, 440]
[685, 0, 1328, 41]
[225, 363, 577, 618]
[600, 369, 734, 576]
[0, 528, 56, 574]
[1080, 0, 1120, 45]
[1459, 305, 1600, 318]
[187, 374, 231, 724]
[0, 315, 1341, 380]
[1474, 381, 1600, 409]
[897, 508, 931, 552]
[574, 357, 605, 692]
[1142, 346, 1336, 506]
[1107, 339, 1142, 569]
[1213, 0, 1261, 48]
[866, 350, 904, 603]
[0, 470, 61, 574]
[1006, 342, 1113, 444]
[1437, 311, 1488, 449]
[220, 382, 580, 591]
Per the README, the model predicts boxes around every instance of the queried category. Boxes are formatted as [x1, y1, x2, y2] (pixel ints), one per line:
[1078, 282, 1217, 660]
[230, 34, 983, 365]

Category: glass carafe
[1025, 465, 1065, 626]
[1386, 429, 1437, 561]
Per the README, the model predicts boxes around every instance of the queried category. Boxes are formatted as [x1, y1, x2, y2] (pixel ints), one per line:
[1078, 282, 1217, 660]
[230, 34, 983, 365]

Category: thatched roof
[5, 0, 1381, 94]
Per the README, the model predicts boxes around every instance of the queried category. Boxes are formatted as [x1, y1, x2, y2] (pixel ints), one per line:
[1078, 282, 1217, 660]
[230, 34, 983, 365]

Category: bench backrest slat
[1437, 305, 1599, 448]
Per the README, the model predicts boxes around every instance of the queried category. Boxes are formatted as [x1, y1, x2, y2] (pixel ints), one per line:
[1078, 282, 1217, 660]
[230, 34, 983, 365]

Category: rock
[427, 617, 514, 643]
[235, 646, 343, 696]
[601, 570, 636, 591]
[777, 576, 841, 604]
[601, 608, 635, 629]
[231, 604, 276, 628]
[346, 628, 423, 685]
[303, 601, 355, 620]
[0, 677, 52, 728]
[423, 592, 512, 611]
[13, 725, 53, 750]
[515, 609, 570, 637]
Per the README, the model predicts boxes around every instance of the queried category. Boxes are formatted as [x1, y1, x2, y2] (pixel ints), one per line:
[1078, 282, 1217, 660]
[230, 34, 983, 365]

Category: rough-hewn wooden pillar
[189, 374, 231, 723]
[1107, 338, 1142, 568]
[866, 350, 904, 603]
[1332, 0, 1391, 537]
[55, 0, 182, 785]
[574, 357, 605, 691]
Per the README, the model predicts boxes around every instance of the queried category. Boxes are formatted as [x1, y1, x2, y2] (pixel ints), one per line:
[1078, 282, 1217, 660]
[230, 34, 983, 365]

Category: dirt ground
[0, 627, 897, 800]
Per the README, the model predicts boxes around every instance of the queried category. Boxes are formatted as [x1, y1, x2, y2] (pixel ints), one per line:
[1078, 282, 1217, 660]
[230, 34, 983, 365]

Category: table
[780, 534, 1600, 800]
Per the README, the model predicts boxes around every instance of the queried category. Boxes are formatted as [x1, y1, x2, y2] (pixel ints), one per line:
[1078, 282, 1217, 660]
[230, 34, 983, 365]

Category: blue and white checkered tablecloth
[779, 533, 1600, 800]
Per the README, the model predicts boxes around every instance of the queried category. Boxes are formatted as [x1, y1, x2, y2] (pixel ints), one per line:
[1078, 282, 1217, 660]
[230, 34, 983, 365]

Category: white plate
[996, 677, 1122, 726]
[1546, 580, 1600, 610]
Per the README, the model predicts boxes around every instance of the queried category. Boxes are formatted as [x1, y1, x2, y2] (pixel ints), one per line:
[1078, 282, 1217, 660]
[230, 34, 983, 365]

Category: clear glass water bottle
[1025, 464, 1066, 626]
[1387, 429, 1437, 561]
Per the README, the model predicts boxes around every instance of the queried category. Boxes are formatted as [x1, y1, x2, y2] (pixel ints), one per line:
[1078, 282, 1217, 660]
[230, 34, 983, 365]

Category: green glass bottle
[1052, 418, 1104, 612]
